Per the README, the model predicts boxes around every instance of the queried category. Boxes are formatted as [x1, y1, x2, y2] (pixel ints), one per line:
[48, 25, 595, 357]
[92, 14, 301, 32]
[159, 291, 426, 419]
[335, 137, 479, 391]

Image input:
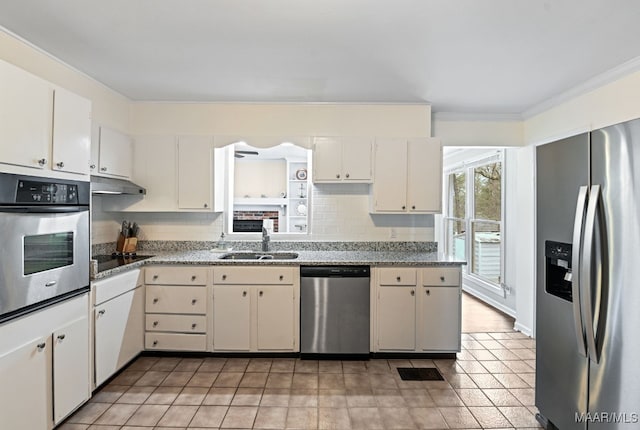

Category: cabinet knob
[259, 290, 263, 297]
[37, 158, 47, 166]
[412, 205, 416, 210]
[90, 164, 96, 170]
[100, 167, 108, 172]
[426, 289, 431, 296]
[440, 276, 445, 282]
[396, 276, 401, 282]
[191, 299, 197, 305]
[191, 275, 197, 281]
[410, 290, 415, 296]
[98, 309, 106, 316]
[222, 274, 227, 280]
[402, 205, 406, 210]
[153, 275, 159, 280]
[56, 161, 65, 168]
[336, 174, 340, 179]
[37, 343, 46, 351]
[152, 340, 158, 346]
[242, 291, 247, 297]
[192, 323, 197, 329]
[57, 334, 66, 341]
[204, 203, 208, 208]
[345, 173, 350, 178]
[279, 275, 284, 281]
[153, 298, 159, 304]
[153, 321, 159, 327]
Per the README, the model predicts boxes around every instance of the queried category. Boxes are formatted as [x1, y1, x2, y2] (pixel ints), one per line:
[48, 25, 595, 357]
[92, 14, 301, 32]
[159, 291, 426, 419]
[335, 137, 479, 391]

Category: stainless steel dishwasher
[300, 266, 370, 358]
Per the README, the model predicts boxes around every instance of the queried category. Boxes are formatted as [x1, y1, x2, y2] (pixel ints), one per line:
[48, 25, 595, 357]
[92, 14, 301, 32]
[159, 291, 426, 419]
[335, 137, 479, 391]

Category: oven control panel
[16, 180, 79, 204]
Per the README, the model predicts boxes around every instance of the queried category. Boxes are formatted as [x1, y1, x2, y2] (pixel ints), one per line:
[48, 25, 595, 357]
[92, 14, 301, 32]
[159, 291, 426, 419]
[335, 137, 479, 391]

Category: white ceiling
[2, 0, 640, 114]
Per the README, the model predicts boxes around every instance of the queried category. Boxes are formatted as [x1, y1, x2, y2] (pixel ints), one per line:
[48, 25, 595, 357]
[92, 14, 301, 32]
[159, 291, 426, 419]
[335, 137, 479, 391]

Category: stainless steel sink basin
[219, 252, 299, 260]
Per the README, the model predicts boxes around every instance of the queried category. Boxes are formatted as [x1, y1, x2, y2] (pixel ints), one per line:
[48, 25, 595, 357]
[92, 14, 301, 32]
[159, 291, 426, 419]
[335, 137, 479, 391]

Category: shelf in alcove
[234, 198, 287, 206]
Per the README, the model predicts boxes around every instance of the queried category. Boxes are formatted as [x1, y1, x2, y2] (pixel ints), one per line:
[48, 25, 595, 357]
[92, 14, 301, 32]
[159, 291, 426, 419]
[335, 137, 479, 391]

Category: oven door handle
[0, 205, 88, 213]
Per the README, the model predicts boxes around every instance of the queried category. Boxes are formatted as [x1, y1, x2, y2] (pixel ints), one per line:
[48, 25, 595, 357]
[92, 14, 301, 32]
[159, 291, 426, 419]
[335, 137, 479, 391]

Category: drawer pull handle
[279, 275, 284, 281]
[37, 343, 46, 351]
[222, 274, 227, 280]
[57, 334, 66, 341]
[192, 323, 197, 329]
[396, 276, 401, 282]
[152, 340, 158, 346]
[192, 299, 197, 305]
[98, 309, 106, 316]
[259, 291, 263, 297]
[426, 289, 431, 295]
[153, 321, 159, 327]
[153, 298, 159, 304]
[410, 290, 415, 296]
[191, 275, 197, 281]
[153, 275, 158, 280]
[440, 276, 445, 282]
[242, 291, 247, 297]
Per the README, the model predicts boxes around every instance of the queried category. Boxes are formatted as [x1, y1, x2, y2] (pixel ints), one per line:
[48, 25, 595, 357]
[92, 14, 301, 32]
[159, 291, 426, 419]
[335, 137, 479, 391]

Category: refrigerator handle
[582, 184, 602, 364]
[571, 185, 589, 357]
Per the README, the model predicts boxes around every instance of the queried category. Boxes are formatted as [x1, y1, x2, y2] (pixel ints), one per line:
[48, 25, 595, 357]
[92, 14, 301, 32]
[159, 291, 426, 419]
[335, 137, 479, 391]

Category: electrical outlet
[390, 228, 397, 239]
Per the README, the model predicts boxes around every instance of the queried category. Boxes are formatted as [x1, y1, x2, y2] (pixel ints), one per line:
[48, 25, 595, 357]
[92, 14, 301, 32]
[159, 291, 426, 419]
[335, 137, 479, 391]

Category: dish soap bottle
[217, 232, 227, 250]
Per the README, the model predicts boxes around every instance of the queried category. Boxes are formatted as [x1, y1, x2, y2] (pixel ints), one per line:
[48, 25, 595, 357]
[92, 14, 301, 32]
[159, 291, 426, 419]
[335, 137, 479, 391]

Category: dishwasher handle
[300, 265, 370, 278]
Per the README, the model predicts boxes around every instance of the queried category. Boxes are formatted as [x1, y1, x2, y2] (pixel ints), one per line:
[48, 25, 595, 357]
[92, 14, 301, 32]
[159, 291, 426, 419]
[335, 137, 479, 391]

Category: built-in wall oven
[0, 172, 90, 322]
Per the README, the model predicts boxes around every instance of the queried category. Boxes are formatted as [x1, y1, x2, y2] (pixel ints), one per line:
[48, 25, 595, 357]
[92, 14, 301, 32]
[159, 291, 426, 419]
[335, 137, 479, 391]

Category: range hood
[90, 175, 146, 195]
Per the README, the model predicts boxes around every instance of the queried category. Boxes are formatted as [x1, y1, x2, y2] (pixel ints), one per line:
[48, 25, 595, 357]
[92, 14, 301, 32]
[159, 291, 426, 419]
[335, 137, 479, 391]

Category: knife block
[116, 234, 138, 254]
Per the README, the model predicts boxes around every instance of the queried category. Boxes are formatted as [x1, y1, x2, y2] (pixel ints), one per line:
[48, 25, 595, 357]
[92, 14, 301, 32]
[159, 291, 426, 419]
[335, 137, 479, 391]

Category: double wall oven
[0, 172, 90, 322]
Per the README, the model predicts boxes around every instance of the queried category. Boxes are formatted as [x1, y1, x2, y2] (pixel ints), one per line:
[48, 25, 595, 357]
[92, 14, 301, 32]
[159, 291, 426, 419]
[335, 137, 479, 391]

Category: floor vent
[397, 367, 444, 381]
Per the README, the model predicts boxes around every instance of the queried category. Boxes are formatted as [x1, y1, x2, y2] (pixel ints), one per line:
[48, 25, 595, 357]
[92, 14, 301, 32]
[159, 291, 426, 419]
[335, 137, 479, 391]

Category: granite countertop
[93, 249, 466, 280]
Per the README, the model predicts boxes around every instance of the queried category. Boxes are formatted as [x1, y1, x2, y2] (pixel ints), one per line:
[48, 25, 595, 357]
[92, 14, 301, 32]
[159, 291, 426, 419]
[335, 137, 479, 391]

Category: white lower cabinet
[213, 266, 299, 352]
[144, 266, 209, 351]
[0, 293, 90, 429]
[375, 266, 461, 353]
[93, 269, 144, 388]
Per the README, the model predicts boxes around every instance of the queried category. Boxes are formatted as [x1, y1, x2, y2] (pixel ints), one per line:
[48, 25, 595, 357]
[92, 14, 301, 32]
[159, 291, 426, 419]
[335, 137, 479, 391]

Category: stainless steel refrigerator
[536, 119, 640, 429]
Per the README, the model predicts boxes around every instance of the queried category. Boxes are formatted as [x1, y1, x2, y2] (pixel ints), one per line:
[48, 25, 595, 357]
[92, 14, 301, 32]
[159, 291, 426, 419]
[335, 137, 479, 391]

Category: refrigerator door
[536, 133, 589, 430]
[588, 120, 640, 428]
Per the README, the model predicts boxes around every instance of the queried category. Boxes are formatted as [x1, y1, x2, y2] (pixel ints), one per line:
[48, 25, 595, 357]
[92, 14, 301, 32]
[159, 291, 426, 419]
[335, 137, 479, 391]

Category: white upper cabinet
[52, 88, 91, 175]
[98, 126, 133, 178]
[177, 136, 213, 210]
[313, 137, 373, 183]
[371, 137, 442, 213]
[0, 60, 91, 177]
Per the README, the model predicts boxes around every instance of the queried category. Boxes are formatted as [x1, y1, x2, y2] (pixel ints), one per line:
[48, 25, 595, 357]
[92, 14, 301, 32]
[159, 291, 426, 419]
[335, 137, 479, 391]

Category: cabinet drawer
[421, 267, 461, 286]
[145, 333, 206, 351]
[213, 266, 295, 285]
[93, 269, 142, 305]
[378, 268, 417, 286]
[145, 286, 207, 314]
[145, 266, 208, 285]
[145, 314, 207, 333]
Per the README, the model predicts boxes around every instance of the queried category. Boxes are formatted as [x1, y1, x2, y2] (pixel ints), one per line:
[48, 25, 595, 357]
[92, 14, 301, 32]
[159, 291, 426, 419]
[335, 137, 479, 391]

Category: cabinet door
[52, 87, 91, 175]
[53, 316, 90, 424]
[257, 285, 295, 351]
[0, 336, 50, 430]
[99, 126, 132, 178]
[313, 137, 342, 182]
[213, 287, 251, 351]
[420, 286, 460, 351]
[407, 138, 442, 212]
[0, 60, 51, 170]
[177, 136, 213, 210]
[377, 286, 416, 351]
[342, 137, 373, 182]
[371, 139, 408, 212]
[95, 286, 144, 387]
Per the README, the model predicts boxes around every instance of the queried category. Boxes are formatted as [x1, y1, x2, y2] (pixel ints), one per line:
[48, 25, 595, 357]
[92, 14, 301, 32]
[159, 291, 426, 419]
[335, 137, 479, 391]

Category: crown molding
[433, 111, 523, 122]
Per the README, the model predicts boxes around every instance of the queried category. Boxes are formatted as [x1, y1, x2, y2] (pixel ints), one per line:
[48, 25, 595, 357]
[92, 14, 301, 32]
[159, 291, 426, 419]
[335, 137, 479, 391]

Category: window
[225, 142, 312, 235]
[444, 152, 504, 287]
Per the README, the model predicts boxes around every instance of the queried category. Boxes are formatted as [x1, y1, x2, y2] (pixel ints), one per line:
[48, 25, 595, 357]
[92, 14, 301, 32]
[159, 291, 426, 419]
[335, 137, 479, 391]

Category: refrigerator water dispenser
[545, 240, 573, 302]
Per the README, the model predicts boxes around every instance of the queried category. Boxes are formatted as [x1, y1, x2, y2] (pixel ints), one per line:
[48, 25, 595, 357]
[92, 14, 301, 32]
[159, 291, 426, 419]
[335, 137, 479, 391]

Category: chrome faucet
[261, 227, 270, 252]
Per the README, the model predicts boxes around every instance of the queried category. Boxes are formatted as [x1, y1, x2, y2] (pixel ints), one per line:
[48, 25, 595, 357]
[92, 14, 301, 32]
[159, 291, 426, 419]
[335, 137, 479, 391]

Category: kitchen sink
[219, 252, 299, 260]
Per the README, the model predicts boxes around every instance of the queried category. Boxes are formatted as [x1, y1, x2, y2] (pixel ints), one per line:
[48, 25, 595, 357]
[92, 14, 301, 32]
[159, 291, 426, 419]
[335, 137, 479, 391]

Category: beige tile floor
[61, 294, 539, 430]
